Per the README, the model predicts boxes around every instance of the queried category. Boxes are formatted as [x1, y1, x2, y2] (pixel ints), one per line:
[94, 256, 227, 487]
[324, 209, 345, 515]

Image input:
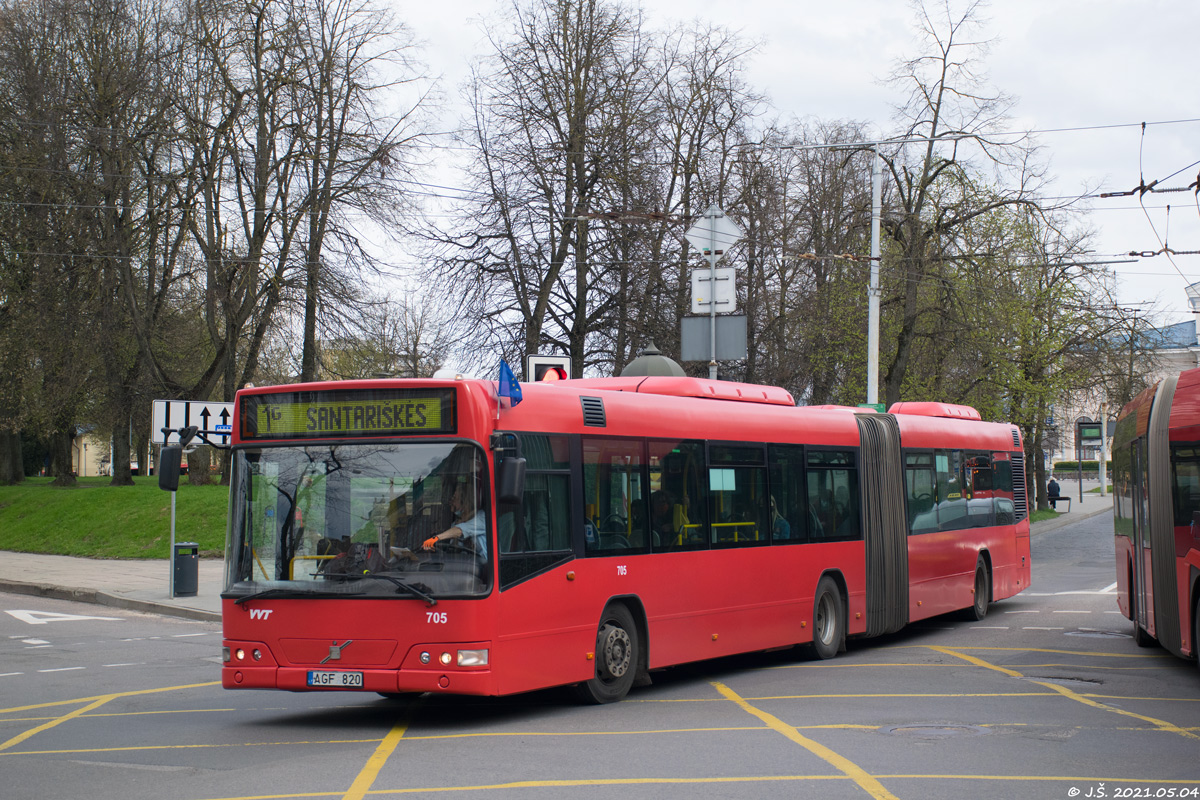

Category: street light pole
[867, 149, 882, 407]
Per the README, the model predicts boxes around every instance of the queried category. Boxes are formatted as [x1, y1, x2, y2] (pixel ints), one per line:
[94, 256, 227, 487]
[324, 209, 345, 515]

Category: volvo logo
[321, 640, 354, 664]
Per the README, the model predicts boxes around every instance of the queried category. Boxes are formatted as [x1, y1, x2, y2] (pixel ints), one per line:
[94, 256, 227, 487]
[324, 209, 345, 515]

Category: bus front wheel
[812, 576, 844, 660]
[574, 604, 638, 704]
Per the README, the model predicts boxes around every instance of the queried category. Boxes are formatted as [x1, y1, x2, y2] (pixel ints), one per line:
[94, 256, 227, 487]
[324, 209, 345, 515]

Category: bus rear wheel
[574, 604, 638, 704]
[964, 557, 990, 621]
[811, 576, 843, 660]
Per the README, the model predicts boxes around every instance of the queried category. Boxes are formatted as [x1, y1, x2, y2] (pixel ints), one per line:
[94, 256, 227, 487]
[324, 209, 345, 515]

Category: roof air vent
[581, 397, 606, 427]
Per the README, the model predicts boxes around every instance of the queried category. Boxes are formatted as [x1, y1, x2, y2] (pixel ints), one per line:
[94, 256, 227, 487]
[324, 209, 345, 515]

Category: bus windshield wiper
[233, 587, 365, 605]
[324, 572, 438, 606]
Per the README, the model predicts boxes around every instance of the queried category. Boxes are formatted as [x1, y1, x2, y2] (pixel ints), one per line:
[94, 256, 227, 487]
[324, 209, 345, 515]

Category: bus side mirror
[496, 457, 526, 504]
[158, 446, 183, 492]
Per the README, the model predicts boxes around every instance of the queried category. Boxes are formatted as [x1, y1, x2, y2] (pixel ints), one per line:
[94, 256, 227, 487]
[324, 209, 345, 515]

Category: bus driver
[423, 480, 487, 559]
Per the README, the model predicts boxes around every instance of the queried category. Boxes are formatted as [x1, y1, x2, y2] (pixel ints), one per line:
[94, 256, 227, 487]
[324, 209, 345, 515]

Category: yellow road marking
[0, 695, 114, 753]
[640, 691, 1059, 703]
[1032, 681, 1200, 740]
[927, 645, 1024, 677]
[0, 725, 882, 757]
[3, 708, 238, 723]
[712, 681, 898, 800]
[189, 774, 1200, 799]
[0, 681, 221, 714]
[341, 718, 410, 800]
[931, 646, 1200, 741]
[909, 645, 1171, 658]
[2, 739, 384, 757]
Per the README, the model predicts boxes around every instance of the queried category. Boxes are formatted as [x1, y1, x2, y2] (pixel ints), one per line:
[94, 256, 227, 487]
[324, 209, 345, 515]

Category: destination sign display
[240, 389, 456, 440]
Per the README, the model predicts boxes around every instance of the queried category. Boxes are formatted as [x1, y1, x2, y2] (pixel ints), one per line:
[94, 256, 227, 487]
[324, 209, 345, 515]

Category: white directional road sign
[152, 399, 234, 446]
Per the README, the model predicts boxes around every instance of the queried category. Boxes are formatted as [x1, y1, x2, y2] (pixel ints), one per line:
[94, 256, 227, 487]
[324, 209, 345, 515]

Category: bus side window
[1171, 446, 1200, 526]
[963, 453, 994, 527]
[991, 454, 1015, 525]
[906, 452, 938, 534]
[936, 450, 967, 531]
[768, 444, 807, 543]
[708, 444, 767, 547]
[582, 437, 646, 554]
[649, 440, 708, 551]
[807, 450, 860, 541]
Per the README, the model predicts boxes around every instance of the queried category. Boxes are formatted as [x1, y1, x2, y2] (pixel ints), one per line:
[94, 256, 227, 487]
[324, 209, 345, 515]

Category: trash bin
[173, 542, 199, 597]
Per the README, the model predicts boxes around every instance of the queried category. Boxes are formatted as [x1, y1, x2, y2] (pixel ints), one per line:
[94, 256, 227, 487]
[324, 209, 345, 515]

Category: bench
[1049, 496, 1071, 512]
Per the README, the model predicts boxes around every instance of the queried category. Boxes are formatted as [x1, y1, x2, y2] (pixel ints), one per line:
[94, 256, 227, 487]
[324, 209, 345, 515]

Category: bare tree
[289, 0, 429, 382]
[878, 0, 1044, 406]
[431, 0, 654, 377]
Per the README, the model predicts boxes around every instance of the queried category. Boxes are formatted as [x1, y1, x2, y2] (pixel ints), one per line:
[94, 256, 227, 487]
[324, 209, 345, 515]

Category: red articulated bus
[1113, 368, 1200, 667]
[221, 375, 1031, 702]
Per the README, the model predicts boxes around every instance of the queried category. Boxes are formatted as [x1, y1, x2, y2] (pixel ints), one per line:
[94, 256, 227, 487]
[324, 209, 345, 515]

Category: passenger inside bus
[770, 496, 791, 539]
[650, 489, 674, 544]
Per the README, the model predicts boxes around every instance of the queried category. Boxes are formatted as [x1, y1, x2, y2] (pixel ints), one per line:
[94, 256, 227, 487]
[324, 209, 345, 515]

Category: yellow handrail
[711, 521, 758, 542]
[290, 555, 336, 580]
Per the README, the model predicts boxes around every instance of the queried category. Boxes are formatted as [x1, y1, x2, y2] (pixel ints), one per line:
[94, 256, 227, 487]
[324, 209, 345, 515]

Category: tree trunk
[110, 423, 134, 486]
[0, 431, 23, 485]
[49, 429, 76, 487]
[187, 446, 212, 486]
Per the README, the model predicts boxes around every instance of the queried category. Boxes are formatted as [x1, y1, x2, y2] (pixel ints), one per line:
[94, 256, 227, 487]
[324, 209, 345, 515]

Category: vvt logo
[248, 608, 273, 620]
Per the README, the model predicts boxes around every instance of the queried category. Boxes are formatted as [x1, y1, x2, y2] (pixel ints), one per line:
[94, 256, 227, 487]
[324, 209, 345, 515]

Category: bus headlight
[457, 649, 489, 667]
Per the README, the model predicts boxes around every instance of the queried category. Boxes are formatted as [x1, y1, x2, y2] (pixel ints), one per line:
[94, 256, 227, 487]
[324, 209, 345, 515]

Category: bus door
[1131, 437, 1153, 636]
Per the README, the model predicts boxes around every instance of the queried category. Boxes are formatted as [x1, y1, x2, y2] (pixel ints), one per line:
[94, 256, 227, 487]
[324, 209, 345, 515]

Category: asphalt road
[3, 511, 1198, 800]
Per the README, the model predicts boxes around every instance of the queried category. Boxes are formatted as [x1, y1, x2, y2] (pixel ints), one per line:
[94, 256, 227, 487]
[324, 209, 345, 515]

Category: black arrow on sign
[200, 407, 211, 431]
[219, 408, 230, 424]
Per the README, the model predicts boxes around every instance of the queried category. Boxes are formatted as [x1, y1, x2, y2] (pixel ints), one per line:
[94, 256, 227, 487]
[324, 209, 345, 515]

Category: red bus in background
[221, 375, 1031, 703]
[1113, 368, 1200, 667]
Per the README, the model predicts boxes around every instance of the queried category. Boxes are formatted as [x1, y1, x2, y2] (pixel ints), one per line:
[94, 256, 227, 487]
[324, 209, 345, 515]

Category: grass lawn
[1029, 508, 1062, 524]
[0, 476, 228, 559]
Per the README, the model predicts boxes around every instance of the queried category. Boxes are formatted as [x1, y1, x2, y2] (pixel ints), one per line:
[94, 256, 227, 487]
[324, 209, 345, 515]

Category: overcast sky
[392, 0, 1200, 327]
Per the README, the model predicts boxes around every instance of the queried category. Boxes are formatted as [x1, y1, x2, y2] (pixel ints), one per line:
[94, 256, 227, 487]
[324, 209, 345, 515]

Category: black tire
[811, 576, 844, 660]
[1193, 596, 1199, 672]
[1132, 589, 1156, 648]
[574, 604, 639, 704]
[964, 557, 990, 621]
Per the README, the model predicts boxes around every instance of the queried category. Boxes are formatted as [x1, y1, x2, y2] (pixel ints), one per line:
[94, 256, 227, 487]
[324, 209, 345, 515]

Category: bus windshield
[225, 442, 491, 600]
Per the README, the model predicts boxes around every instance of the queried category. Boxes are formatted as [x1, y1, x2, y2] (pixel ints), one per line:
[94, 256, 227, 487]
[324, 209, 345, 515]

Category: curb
[1030, 504, 1112, 536]
[0, 579, 221, 623]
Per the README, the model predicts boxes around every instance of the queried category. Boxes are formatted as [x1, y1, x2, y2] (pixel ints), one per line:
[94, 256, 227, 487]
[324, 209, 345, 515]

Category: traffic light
[526, 354, 572, 382]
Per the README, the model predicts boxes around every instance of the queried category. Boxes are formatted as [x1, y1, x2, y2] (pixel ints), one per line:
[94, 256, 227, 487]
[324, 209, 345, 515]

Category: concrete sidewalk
[0, 482, 1114, 624]
[0, 551, 223, 622]
[1029, 479, 1114, 535]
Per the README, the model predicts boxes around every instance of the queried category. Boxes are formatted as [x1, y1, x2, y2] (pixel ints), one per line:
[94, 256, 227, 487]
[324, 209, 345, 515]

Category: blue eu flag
[498, 360, 523, 407]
